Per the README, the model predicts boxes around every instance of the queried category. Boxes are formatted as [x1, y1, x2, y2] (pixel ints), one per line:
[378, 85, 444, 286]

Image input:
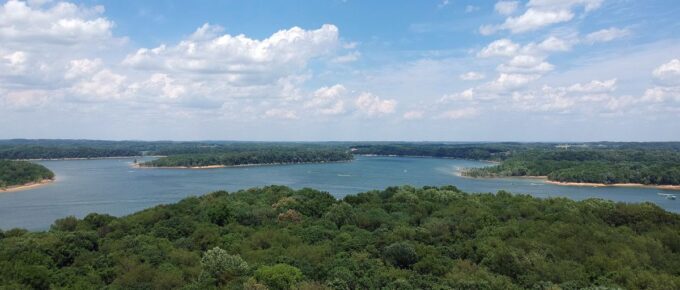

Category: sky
[0, 0, 679, 141]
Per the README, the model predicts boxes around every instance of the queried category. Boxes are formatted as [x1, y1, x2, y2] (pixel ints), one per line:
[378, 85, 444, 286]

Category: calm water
[1, 156, 678, 230]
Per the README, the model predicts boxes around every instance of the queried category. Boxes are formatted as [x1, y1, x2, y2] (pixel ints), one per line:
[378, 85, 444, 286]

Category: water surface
[1, 156, 677, 230]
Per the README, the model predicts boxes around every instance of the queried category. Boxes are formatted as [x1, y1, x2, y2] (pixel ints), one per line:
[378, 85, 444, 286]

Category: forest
[463, 149, 680, 185]
[141, 149, 354, 168]
[0, 185, 679, 289]
[0, 160, 55, 188]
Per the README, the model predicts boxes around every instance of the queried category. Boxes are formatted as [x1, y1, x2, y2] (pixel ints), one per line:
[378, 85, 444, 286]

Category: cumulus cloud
[0, 0, 115, 46]
[567, 79, 617, 93]
[122, 23, 339, 83]
[585, 27, 629, 44]
[305, 84, 347, 115]
[653, 59, 680, 82]
[489, 73, 541, 90]
[477, 39, 520, 58]
[355, 92, 396, 116]
[482, 0, 604, 34]
[497, 55, 554, 73]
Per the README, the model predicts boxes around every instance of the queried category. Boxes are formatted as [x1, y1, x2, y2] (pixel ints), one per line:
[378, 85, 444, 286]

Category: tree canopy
[1, 185, 679, 289]
[0, 160, 54, 189]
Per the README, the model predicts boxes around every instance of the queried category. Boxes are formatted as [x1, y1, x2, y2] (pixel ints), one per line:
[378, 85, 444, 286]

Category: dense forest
[0, 185, 679, 289]
[0, 160, 55, 188]
[464, 149, 680, 185]
[141, 149, 354, 168]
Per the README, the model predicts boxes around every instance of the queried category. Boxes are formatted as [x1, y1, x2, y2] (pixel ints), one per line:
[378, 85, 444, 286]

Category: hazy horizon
[1, 0, 679, 141]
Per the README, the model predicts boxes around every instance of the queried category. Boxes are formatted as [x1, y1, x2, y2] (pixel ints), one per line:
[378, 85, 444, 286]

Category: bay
[1, 156, 678, 230]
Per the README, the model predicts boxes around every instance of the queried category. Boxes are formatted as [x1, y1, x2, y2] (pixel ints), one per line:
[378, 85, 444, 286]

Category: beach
[545, 180, 680, 191]
[0, 179, 55, 193]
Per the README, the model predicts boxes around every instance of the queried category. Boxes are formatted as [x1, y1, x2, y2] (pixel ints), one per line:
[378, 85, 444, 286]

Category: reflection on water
[0, 156, 677, 230]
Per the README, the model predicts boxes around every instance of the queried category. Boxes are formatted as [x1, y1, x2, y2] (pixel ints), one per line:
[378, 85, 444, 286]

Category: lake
[1, 156, 678, 230]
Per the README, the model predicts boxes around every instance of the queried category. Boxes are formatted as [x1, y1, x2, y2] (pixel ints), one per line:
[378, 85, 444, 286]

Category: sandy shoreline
[0, 179, 55, 193]
[457, 168, 680, 191]
[131, 160, 353, 169]
[544, 180, 680, 191]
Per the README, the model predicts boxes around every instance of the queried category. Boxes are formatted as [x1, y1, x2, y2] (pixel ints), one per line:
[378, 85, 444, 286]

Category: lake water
[1, 156, 678, 230]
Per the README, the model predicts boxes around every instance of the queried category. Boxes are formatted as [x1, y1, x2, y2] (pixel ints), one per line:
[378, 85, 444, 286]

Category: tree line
[141, 149, 354, 167]
[0, 185, 679, 289]
[0, 160, 54, 188]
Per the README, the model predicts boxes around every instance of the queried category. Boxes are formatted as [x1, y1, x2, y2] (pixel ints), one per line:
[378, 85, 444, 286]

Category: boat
[658, 193, 677, 200]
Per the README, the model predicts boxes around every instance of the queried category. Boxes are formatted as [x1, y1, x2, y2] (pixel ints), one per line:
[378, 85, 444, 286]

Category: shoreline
[544, 180, 680, 191]
[0, 178, 55, 193]
[356, 154, 499, 164]
[131, 159, 353, 169]
[18, 155, 166, 161]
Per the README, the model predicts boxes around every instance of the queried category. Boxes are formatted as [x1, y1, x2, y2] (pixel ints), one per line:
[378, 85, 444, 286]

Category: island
[1, 185, 679, 289]
[138, 148, 354, 168]
[0, 160, 55, 191]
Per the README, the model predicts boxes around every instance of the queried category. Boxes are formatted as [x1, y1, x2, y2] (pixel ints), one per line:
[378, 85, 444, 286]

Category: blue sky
[0, 0, 679, 141]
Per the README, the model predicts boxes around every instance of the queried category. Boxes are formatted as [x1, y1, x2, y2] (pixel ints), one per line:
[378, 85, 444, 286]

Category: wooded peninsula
[0, 160, 54, 190]
[139, 149, 354, 168]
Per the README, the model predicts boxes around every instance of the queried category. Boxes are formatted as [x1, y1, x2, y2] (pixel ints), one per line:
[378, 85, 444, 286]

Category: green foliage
[198, 247, 249, 286]
[254, 263, 303, 290]
[141, 149, 353, 168]
[463, 148, 680, 185]
[383, 242, 418, 268]
[0, 160, 54, 188]
[1, 185, 679, 289]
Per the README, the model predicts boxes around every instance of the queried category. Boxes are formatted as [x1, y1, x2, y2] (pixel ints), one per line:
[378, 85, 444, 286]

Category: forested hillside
[141, 149, 354, 168]
[1, 186, 679, 289]
[0, 160, 55, 188]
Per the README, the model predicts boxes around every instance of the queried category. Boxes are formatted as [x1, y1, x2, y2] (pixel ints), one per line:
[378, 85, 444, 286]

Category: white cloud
[585, 27, 629, 44]
[537, 36, 573, 52]
[527, 0, 604, 12]
[483, 0, 604, 35]
[501, 8, 574, 34]
[489, 73, 541, 90]
[477, 39, 520, 58]
[460, 71, 485, 81]
[305, 84, 347, 115]
[64, 58, 102, 79]
[264, 108, 298, 120]
[567, 79, 617, 93]
[653, 59, 680, 81]
[497, 55, 554, 73]
[403, 110, 424, 120]
[355, 92, 396, 116]
[71, 69, 126, 100]
[440, 88, 475, 103]
[495, 1, 519, 15]
[123, 24, 339, 80]
[439, 107, 478, 119]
